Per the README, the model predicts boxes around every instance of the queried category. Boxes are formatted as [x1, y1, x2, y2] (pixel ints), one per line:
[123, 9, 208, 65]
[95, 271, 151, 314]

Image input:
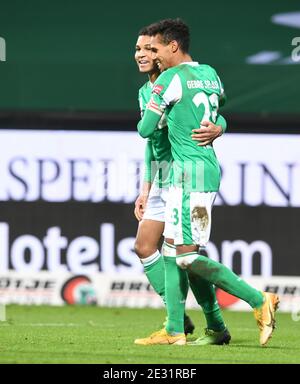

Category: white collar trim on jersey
[179, 61, 199, 66]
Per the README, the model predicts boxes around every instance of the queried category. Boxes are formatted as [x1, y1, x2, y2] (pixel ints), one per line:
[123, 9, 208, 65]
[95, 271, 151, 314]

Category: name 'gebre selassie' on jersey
[186, 80, 220, 90]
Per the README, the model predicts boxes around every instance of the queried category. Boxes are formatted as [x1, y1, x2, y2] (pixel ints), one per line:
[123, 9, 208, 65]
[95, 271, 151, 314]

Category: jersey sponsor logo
[152, 84, 164, 95]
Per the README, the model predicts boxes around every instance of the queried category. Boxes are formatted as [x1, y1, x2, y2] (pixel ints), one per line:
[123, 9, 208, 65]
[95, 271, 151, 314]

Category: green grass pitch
[0, 305, 299, 364]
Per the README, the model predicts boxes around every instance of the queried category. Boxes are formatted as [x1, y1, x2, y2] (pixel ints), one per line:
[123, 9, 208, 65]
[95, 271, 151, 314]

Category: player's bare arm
[191, 114, 227, 146]
[191, 121, 223, 146]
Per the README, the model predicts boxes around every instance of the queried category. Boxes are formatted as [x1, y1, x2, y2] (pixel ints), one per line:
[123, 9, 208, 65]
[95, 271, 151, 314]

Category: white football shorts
[164, 186, 217, 247]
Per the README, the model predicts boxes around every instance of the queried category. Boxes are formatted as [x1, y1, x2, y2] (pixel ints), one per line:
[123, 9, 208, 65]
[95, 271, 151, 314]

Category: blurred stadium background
[0, 0, 299, 343]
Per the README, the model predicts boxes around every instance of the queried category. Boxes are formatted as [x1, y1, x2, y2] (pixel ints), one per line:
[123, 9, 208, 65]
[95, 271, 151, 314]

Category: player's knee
[176, 254, 198, 269]
[134, 240, 156, 259]
[134, 240, 144, 258]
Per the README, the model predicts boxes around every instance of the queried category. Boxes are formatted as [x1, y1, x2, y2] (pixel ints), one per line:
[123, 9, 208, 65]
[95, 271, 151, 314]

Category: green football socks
[164, 242, 226, 333]
[182, 252, 264, 309]
[164, 254, 189, 334]
[188, 271, 226, 332]
[142, 251, 166, 304]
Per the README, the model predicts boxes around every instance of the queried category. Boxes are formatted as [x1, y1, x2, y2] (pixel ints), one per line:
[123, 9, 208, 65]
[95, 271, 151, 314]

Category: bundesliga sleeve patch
[153, 85, 164, 95]
[148, 98, 163, 115]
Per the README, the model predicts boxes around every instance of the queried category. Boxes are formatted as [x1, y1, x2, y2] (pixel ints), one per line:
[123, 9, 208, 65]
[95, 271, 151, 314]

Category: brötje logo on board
[0, 37, 6, 62]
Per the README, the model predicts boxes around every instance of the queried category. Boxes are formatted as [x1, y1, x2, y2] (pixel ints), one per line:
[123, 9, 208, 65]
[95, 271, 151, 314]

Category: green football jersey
[138, 63, 224, 192]
[138, 81, 172, 184]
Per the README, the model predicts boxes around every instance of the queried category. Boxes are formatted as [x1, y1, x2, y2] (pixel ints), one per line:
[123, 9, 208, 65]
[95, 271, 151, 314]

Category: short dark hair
[147, 18, 190, 53]
[138, 25, 151, 36]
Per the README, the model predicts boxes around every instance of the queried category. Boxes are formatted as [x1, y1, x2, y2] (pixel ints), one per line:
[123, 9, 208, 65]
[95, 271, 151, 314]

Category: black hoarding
[0, 202, 299, 277]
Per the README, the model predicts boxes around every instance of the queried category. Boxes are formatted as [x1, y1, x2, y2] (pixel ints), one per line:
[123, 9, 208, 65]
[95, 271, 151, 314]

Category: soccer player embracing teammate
[135, 18, 279, 347]
[134, 25, 230, 346]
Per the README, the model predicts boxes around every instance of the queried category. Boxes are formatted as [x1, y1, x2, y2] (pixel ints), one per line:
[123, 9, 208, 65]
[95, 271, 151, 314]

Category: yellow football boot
[254, 292, 280, 346]
[134, 328, 186, 345]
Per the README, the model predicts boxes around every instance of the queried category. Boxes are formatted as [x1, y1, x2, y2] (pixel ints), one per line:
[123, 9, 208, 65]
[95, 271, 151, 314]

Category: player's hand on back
[191, 121, 223, 146]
